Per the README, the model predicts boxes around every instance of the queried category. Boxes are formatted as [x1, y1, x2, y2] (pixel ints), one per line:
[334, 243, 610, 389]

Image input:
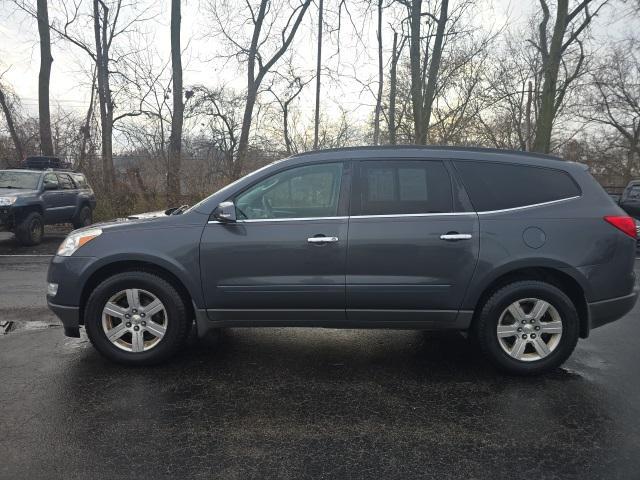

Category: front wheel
[15, 211, 44, 246]
[85, 271, 191, 365]
[475, 280, 579, 375]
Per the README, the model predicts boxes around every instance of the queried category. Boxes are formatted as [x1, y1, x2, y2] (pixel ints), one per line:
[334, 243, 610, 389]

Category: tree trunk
[78, 72, 96, 171]
[373, 0, 383, 145]
[421, 0, 448, 143]
[389, 31, 399, 145]
[37, 0, 54, 156]
[0, 88, 25, 160]
[408, 0, 423, 144]
[167, 0, 183, 205]
[313, 0, 324, 150]
[525, 80, 533, 151]
[93, 0, 114, 187]
[236, 83, 258, 179]
[533, 0, 569, 153]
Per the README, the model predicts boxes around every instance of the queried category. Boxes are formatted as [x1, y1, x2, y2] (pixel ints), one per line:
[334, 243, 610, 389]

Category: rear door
[56, 173, 78, 220]
[346, 159, 479, 326]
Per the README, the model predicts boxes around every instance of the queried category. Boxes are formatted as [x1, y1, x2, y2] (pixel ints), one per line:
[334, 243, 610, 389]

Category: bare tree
[167, 0, 183, 205]
[0, 78, 25, 160]
[37, 0, 54, 155]
[584, 37, 640, 183]
[388, 29, 406, 145]
[313, 0, 324, 150]
[372, 0, 383, 145]
[209, 0, 312, 178]
[531, 0, 607, 153]
[401, 0, 450, 144]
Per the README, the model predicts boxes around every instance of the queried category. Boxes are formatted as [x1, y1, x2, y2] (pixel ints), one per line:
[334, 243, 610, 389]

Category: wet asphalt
[0, 255, 639, 479]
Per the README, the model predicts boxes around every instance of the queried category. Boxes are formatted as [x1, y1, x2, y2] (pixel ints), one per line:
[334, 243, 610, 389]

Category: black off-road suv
[0, 157, 96, 245]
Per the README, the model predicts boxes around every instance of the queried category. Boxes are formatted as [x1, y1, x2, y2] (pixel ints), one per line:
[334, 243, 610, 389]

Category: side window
[43, 173, 59, 190]
[357, 160, 453, 215]
[235, 163, 343, 220]
[57, 174, 75, 190]
[72, 174, 88, 188]
[454, 161, 581, 212]
[626, 185, 640, 200]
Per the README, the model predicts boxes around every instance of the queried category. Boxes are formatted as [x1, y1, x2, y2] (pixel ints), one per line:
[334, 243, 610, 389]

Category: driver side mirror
[43, 181, 57, 191]
[213, 201, 237, 222]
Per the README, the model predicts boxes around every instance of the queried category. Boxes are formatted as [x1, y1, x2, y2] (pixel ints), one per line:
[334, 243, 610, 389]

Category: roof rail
[289, 145, 563, 162]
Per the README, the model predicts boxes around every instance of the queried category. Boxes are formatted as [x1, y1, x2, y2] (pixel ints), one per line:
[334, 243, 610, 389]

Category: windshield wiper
[0, 186, 24, 189]
[171, 204, 190, 215]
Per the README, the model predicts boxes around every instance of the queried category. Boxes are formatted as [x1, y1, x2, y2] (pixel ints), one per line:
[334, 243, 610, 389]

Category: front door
[346, 159, 479, 327]
[200, 162, 350, 323]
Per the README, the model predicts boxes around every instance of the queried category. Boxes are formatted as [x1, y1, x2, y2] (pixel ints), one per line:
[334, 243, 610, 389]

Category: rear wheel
[475, 280, 579, 375]
[15, 211, 44, 246]
[72, 206, 92, 229]
[85, 271, 191, 365]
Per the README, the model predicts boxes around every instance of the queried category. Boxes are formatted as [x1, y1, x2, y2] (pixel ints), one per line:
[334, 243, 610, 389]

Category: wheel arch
[468, 265, 590, 338]
[79, 260, 196, 326]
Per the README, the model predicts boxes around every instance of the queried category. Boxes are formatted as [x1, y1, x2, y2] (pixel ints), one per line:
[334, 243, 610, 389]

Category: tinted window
[57, 174, 75, 190]
[357, 160, 453, 215]
[454, 161, 580, 212]
[235, 163, 343, 219]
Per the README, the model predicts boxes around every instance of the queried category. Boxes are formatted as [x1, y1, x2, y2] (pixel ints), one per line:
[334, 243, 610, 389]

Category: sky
[0, 0, 637, 123]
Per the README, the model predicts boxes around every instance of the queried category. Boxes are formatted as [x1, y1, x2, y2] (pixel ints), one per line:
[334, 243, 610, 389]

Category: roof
[1, 168, 78, 174]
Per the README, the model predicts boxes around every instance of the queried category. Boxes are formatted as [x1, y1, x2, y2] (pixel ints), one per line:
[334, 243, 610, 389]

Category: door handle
[440, 233, 472, 241]
[307, 236, 339, 244]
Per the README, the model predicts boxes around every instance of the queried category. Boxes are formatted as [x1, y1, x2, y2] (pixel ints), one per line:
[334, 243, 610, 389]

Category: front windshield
[0, 171, 41, 189]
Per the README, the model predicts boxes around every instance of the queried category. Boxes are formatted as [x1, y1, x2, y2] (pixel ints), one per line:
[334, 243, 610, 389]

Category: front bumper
[588, 288, 638, 331]
[47, 299, 81, 337]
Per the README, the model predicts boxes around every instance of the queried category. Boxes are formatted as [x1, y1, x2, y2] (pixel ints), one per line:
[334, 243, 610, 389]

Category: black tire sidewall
[85, 271, 188, 365]
[16, 212, 44, 246]
[477, 281, 579, 375]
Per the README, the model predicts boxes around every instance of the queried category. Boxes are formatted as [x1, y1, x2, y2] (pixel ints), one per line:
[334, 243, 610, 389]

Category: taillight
[604, 216, 637, 239]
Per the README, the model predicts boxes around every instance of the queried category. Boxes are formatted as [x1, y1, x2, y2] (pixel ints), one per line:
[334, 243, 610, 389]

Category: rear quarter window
[72, 174, 88, 188]
[453, 161, 581, 212]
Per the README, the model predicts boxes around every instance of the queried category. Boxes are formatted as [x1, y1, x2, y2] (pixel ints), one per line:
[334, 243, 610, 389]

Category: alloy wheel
[496, 298, 563, 362]
[101, 288, 168, 353]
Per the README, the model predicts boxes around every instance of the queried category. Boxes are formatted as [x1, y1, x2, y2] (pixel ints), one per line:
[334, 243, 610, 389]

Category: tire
[72, 206, 92, 229]
[15, 211, 44, 246]
[85, 271, 191, 365]
[474, 280, 579, 376]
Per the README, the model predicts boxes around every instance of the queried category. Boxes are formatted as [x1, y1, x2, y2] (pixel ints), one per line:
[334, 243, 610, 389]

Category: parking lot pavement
[0, 259, 639, 479]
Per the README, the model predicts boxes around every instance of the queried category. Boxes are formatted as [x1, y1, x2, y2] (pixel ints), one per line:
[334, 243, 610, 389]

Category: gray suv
[0, 168, 96, 245]
[46, 147, 638, 375]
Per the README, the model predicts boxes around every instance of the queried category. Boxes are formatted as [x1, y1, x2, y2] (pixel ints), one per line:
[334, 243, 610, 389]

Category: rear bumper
[47, 299, 81, 337]
[588, 289, 638, 331]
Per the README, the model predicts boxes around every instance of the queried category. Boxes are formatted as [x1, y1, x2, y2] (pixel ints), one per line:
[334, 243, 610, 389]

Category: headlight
[57, 228, 102, 256]
[0, 196, 17, 206]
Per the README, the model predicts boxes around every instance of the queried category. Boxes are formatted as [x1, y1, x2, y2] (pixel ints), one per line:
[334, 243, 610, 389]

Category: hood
[0, 188, 38, 197]
[77, 210, 171, 233]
